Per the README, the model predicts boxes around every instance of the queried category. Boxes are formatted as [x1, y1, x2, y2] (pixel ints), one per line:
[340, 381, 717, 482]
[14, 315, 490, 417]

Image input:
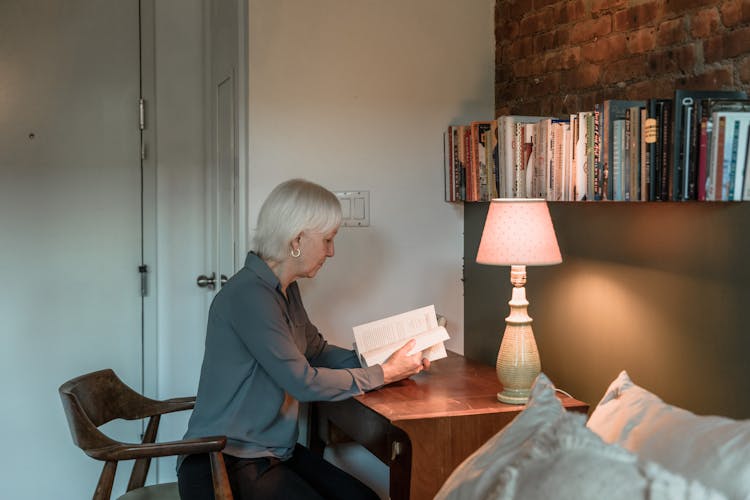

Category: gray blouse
[182, 252, 384, 460]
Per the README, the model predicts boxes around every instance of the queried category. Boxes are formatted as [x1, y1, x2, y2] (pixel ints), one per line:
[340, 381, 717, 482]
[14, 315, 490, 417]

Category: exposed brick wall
[495, 0, 750, 117]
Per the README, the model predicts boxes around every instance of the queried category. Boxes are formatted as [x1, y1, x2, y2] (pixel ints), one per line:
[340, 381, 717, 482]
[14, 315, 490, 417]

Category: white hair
[253, 179, 342, 262]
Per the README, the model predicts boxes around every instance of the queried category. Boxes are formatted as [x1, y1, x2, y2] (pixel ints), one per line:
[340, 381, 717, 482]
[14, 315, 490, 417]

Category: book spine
[452, 127, 462, 200]
[711, 115, 726, 200]
[444, 128, 452, 201]
[593, 105, 602, 200]
[640, 108, 648, 200]
[602, 102, 611, 200]
[697, 118, 709, 200]
[659, 101, 672, 200]
[613, 119, 624, 201]
[726, 118, 740, 200]
[624, 110, 632, 201]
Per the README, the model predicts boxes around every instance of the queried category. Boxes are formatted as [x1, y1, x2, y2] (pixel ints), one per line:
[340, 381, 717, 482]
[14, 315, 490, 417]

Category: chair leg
[128, 415, 160, 490]
[94, 461, 117, 500]
[209, 452, 234, 500]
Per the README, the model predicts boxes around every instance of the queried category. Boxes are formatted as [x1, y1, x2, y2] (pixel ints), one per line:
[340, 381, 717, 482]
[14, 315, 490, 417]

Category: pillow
[587, 371, 750, 500]
[435, 373, 724, 500]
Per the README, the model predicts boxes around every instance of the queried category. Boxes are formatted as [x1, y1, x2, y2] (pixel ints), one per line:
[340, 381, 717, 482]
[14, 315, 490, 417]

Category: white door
[0, 1, 145, 499]
[153, 0, 247, 484]
[210, 0, 245, 280]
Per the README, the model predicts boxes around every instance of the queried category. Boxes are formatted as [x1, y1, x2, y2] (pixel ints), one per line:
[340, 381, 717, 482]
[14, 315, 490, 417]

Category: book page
[352, 305, 438, 354]
[358, 326, 449, 367]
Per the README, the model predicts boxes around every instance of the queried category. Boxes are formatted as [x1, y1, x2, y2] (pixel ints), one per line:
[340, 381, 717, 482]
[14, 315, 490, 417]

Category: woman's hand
[381, 339, 431, 385]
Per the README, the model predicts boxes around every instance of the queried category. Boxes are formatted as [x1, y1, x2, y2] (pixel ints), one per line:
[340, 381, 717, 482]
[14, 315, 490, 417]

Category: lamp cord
[555, 388, 573, 399]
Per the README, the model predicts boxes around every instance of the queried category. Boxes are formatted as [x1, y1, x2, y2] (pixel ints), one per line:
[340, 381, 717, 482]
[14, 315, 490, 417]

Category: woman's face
[296, 227, 338, 278]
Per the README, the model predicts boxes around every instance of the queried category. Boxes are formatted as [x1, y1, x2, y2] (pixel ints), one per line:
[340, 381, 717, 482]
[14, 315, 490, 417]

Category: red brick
[592, 0, 627, 15]
[581, 33, 629, 63]
[520, 9, 555, 36]
[704, 26, 750, 62]
[613, 3, 663, 32]
[544, 47, 582, 72]
[739, 56, 750, 84]
[690, 8, 720, 38]
[656, 18, 688, 46]
[496, 15, 520, 41]
[526, 72, 563, 98]
[533, 0, 558, 10]
[561, 63, 602, 90]
[514, 55, 548, 78]
[627, 27, 657, 54]
[663, 0, 721, 14]
[570, 15, 612, 44]
[496, 0, 531, 22]
[674, 66, 735, 88]
[720, 0, 745, 27]
[648, 45, 699, 74]
[554, 0, 587, 24]
[628, 78, 675, 99]
[601, 56, 650, 85]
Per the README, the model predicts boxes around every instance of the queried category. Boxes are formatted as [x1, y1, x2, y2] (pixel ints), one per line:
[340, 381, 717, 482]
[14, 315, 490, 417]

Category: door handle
[196, 272, 216, 289]
[196, 273, 229, 289]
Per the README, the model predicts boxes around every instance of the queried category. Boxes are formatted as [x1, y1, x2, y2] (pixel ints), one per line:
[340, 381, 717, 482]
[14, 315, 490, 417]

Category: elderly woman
[178, 179, 428, 499]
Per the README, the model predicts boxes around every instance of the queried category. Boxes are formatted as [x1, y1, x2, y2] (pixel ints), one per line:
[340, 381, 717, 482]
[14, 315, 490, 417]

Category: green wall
[464, 201, 750, 419]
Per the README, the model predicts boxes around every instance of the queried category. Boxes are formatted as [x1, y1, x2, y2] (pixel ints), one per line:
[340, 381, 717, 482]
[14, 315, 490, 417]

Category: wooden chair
[59, 369, 233, 500]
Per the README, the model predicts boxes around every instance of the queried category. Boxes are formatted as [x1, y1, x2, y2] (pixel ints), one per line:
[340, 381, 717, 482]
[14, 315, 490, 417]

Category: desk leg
[389, 427, 412, 500]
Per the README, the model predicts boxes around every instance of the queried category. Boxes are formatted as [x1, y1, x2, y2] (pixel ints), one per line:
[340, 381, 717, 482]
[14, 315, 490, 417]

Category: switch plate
[335, 191, 370, 227]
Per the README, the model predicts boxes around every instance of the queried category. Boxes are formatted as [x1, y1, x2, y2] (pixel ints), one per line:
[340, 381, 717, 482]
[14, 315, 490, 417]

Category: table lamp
[476, 198, 562, 404]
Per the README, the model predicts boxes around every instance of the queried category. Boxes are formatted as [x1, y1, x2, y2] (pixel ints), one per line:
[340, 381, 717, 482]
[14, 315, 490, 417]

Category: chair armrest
[88, 435, 227, 461]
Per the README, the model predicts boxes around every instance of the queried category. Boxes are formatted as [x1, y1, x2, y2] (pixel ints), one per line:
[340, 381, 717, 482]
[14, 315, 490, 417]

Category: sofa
[435, 371, 750, 500]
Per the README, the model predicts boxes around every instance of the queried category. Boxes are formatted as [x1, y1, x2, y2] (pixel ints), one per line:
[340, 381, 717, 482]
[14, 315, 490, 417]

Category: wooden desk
[311, 352, 588, 500]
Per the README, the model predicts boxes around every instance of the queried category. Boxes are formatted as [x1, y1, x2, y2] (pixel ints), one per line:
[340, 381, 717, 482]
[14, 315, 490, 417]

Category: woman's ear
[290, 232, 303, 251]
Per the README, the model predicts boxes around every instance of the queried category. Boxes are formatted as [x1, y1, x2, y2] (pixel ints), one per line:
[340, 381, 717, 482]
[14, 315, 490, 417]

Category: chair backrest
[59, 369, 232, 499]
[59, 369, 164, 455]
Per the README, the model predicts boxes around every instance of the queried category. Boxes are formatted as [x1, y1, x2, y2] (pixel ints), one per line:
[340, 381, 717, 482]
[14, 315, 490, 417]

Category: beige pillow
[587, 371, 750, 500]
[435, 373, 724, 500]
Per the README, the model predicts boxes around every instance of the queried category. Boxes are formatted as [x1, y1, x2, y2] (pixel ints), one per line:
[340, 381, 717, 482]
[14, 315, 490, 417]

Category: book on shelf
[442, 88, 750, 203]
[443, 126, 455, 202]
[706, 111, 750, 200]
[497, 115, 548, 197]
[672, 89, 747, 201]
[600, 99, 647, 200]
[471, 121, 493, 201]
[352, 304, 450, 368]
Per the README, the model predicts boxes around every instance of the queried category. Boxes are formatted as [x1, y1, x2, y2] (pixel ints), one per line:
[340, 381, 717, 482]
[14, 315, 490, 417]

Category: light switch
[335, 190, 370, 227]
[353, 197, 365, 219]
[340, 198, 351, 219]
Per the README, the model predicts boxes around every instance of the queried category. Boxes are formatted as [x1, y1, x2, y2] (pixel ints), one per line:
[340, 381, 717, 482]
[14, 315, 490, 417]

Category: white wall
[248, 1, 494, 495]
[248, 0, 494, 353]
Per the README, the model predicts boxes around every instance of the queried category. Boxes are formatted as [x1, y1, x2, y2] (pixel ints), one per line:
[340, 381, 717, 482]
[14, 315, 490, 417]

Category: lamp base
[495, 266, 541, 406]
[497, 388, 533, 405]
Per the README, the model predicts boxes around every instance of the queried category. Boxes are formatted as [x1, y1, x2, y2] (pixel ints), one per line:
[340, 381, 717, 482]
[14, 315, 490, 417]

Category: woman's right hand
[381, 339, 430, 385]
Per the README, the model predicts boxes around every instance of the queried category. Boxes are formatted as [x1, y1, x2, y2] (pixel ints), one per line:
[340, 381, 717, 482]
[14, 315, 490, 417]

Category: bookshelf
[445, 93, 750, 203]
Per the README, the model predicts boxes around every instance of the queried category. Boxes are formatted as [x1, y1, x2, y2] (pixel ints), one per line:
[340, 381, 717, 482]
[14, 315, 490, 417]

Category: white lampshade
[476, 198, 561, 266]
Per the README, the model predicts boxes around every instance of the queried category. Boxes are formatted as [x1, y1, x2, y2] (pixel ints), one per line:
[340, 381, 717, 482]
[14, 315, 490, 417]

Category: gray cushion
[117, 482, 179, 500]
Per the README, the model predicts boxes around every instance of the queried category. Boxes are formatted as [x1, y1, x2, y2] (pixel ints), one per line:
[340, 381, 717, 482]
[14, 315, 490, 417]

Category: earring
[291, 248, 301, 258]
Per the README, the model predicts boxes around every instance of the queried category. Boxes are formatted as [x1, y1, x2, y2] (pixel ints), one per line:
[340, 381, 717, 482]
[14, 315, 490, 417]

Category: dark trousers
[177, 444, 380, 500]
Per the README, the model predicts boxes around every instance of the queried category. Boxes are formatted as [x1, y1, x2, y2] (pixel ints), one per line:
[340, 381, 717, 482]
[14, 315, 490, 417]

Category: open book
[352, 305, 450, 367]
